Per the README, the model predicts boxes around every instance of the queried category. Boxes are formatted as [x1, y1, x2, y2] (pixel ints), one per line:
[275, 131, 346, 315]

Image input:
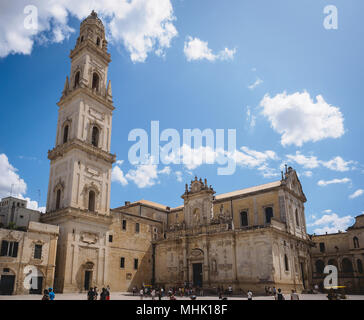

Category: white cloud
[322, 156, 354, 172]
[286, 152, 320, 169]
[317, 177, 351, 187]
[309, 213, 354, 234]
[286, 152, 355, 172]
[184, 36, 236, 62]
[0, 0, 178, 62]
[111, 165, 128, 186]
[260, 91, 345, 147]
[0, 154, 27, 198]
[248, 78, 263, 90]
[0, 153, 44, 212]
[349, 189, 364, 199]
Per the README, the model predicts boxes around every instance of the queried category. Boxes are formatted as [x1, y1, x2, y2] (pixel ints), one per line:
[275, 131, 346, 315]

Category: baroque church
[2, 12, 362, 296]
[39, 11, 312, 294]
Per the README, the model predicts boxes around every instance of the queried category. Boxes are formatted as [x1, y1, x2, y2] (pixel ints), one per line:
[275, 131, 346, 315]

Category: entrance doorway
[0, 275, 15, 295]
[29, 276, 43, 294]
[84, 270, 92, 290]
[192, 263, 203, 288]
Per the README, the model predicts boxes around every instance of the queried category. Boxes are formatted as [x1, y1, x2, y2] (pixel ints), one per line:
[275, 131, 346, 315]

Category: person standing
[247, 290, 253, 301]
[276, 288, 285, 300]
[87, 287, 94, 300]
[94, 287, 98, 300]
[290, 290, 299, 300]
[151, 289, 156, 301]
[272, 287, 277, 298]
[106, 285, 110, 300]
[100, 288, 108, 300]
[48, 288, 55, 301]
[140, 288, 144, 300]
[42, 289, 50, 300]
[228, 285, 233, 296]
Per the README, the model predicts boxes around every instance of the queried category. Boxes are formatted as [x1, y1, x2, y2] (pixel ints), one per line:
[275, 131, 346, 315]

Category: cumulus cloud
[184, 36, 236, 62]
[286, 152, 355, 172]
[309, 212, 354, 234]
[349, 189, 364, 199]
[112, 156, 171, 189]
[317, 177, 351, 187]
[248, 78, 263, 90]
[260, 91, 345, 147]
[111, 161, 128, 186]
[0, 0, 178, 62]
[0, 153, 45, 212]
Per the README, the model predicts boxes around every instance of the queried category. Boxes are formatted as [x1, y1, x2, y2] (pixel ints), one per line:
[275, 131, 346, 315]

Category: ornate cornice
[41, 207, 113, 225]
[58, 86, 115, 111]
[48, 138, 116, 164]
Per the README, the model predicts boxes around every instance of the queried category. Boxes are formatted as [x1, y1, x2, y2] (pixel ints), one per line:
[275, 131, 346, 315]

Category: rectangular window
[122, 220, 127, 231]
[34, 244, 42, 259]
[319, 242, 325, 253]
[135, 223, 140, 233]
[0, 240, 18, 257]
[109, 235, 113, 243]
[120, 257, 125, 269]
[134, 258, 138, 270]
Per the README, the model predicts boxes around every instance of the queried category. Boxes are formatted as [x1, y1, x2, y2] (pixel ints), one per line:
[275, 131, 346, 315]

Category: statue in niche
[193, 208, 201, 225]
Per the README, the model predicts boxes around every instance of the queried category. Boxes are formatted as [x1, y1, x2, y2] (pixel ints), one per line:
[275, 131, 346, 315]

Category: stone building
[0, 197, 41, 230]
[311, 214, 364, 293]
[36, 12, 314, 294]
[41, 10, 116, 293]
[154, 167, 312, 293]
[16, 11, 359, 295]
[0, 221, 59, 295]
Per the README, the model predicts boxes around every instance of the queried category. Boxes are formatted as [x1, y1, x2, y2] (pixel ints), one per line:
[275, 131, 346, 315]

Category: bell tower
[42, 11, 116, 293]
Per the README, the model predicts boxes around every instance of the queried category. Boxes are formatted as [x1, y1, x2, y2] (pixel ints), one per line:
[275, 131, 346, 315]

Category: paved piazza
[0, 293, 363, 300]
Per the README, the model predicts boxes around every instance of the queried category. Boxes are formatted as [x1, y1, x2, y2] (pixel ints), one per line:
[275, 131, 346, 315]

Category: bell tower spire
[42, 11, 116, 293]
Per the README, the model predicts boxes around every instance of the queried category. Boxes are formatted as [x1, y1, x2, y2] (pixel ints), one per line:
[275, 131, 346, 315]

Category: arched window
[284, 254, 289, 271]
[92, 73, 99, 91]
[353, 236, 360, 248]
[55, 189, 61, 210]
[342, 258, 353, 273]
[91, 126, 99, 147]
[63, 125, 69, 144]
[265, 207, 273, 224]
[295, 209, 300, 226]
[240, 211, 248, 227]
[88, 190, 95, 212]
[357, 259, 363, 274]
[315, 260, 325, 274]
[74, 71, 80, 88]
[96, 37, 100, 46]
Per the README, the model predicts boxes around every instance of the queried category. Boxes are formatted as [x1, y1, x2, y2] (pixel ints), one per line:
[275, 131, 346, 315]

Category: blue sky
[0, 0, 363, 234]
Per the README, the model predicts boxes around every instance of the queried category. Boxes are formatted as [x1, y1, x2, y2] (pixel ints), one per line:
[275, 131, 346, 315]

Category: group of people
[134, 286, 202, 300]
[42, 288, 55, 300]
[87, 286, 111, 300]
